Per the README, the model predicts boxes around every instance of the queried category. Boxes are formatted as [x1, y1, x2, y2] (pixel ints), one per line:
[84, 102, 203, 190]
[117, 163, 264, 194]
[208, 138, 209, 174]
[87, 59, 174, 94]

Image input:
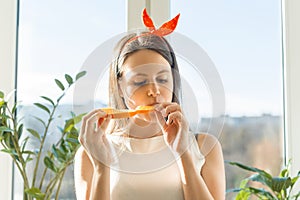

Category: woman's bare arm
[74, 146, 93, 200]
[177, 134, 225, 200]
[74, 146, 111, 200]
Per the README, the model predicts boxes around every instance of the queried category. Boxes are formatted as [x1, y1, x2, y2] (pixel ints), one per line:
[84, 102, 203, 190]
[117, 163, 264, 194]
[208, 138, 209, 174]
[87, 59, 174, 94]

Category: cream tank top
[106, 133, 205, 200]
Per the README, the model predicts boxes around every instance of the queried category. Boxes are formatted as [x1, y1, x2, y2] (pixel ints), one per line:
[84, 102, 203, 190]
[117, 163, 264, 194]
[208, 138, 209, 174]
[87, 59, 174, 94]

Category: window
[15, 0, 125, 199]
[171, 0, 284, 196]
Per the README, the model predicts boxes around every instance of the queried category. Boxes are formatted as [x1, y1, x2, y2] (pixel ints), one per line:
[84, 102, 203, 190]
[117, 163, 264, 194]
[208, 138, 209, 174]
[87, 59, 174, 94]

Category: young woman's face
[119, 49, 173, 110]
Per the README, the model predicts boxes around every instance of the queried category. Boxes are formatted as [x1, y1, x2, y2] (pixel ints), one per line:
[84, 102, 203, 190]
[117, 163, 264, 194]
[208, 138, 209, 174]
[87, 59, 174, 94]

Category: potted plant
[227, 160, 300, 200]
[0, 71, 86, 200]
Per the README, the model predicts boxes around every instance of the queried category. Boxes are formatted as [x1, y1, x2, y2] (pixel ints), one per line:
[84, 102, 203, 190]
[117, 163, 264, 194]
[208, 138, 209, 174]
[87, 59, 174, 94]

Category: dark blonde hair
[108, 32, 182, 133]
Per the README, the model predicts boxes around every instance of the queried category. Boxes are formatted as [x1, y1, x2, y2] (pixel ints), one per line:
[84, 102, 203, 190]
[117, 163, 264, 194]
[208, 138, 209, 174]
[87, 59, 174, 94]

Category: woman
[74, 33, 225, 200]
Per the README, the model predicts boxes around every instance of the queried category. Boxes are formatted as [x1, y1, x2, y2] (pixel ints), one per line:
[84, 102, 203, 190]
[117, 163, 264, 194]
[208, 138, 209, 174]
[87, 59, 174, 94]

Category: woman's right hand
[78, 109, 114, 168]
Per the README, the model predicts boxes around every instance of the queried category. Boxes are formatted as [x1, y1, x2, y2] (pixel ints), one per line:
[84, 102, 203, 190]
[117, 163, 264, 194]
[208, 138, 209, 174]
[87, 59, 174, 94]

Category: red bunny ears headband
[142, 8, 180, 36]
[128, 8, 180, 43]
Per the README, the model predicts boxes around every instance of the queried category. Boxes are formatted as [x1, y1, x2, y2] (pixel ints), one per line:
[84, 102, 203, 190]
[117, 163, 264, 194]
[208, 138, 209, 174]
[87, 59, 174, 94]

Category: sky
[17, 0, 283, 117]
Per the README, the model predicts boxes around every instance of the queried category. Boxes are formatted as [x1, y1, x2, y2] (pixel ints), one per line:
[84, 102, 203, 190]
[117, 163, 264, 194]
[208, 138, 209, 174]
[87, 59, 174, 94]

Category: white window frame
[282, 0, 300, 191]
[0, 0, 18, 199]
[1, 0, 299, 199]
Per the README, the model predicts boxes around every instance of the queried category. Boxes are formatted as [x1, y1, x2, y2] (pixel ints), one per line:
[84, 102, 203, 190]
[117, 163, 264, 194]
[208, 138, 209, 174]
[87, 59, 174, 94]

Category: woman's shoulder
[195, 133, 222, 157]
[75, 146, 92, 165]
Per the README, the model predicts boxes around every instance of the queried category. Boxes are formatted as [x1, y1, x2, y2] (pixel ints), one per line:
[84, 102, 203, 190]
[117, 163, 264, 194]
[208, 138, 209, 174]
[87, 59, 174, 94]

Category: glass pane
[171, 0, 283, 197]
[16, 0, 125, 199]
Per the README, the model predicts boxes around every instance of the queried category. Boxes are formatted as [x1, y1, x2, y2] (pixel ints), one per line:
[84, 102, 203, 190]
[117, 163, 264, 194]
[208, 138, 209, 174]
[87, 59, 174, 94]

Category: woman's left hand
[154, 102, 190, 156]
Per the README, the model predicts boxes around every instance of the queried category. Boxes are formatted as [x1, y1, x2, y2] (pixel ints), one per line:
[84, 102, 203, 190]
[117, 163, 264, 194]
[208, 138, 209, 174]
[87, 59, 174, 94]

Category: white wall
[0, 0, 18, 199]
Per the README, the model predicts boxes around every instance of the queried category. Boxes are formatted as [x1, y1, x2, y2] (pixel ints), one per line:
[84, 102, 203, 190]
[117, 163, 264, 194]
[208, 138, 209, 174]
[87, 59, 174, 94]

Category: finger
[98, 115, 112, 133]
[82, 109, 107, 132]
[155, 103, 181, 117]
[167, 111, 183, 125]
[153, 111, 166, 127]
[164, 104, 181, 117]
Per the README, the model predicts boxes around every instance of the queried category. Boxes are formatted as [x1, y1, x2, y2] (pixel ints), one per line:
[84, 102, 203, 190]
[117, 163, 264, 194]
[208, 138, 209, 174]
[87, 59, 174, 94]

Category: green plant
[0, 71, 86, 200]
[226, 161, 300, 200]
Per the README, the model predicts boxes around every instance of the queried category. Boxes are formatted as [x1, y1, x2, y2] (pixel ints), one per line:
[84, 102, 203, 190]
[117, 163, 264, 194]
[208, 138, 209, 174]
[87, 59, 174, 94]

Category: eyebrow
[133, 69, 170, 77]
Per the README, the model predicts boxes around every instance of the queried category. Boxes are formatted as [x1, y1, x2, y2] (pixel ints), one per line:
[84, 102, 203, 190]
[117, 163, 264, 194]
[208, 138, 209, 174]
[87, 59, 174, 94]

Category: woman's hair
[107, 32, 182, 133]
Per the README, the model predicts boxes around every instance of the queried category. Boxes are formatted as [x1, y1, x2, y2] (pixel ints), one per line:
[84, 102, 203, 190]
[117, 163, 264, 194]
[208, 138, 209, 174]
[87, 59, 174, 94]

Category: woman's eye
[156, 78, 168, 84]
[133, 80, 147, 86]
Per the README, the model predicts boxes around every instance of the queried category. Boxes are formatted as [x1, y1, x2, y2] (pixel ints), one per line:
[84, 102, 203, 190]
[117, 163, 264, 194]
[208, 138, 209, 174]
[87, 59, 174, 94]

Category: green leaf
[1, 148, 14, 154]
[280, 169, 288, 177]
[64, 118, 75, 133]
[40, 96, 55, 106]
[248, 174, 272, 189]
[21, 136, 29, 152]
[75, 71, 87, 80]
[44, 156, 58, 172]
[27, 128, 41, 141]
[292, 175, 300, 185]
[228, 161, 273, 180]
[0, 91, 4, 99]
[239, 179, 249, 188]
[52, 145, 67, 162]
[73, 113, 86, 124]
[271, 177, 291, 192]
[33, 116, 46, 127]
[66, 138, 79, 145]
[11, 103, 18, 114]
[65, 74, 73, 85]
[0, 100, 5, 107]
[22, 150, 36, 155]
[247, 187, 275, 199]
[0, 126, 13, 132]
[17, 124, 23, 139]
[55, 79, 65, 91]
[25, 187, 45, 200]
[34, 103, 50, 114]
[235, 188, 251, 200]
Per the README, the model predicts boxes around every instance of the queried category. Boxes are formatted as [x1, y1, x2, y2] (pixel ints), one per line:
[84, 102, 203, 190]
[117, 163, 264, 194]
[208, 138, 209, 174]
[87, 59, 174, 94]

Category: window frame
[1, 0, 300, 198]
[0, 0, 18, 199]
[282, 0, 300, 191]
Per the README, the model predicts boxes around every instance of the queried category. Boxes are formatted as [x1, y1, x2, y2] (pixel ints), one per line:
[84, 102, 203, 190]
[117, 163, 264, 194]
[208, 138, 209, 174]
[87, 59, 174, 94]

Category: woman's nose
[147, 83, 160, 97]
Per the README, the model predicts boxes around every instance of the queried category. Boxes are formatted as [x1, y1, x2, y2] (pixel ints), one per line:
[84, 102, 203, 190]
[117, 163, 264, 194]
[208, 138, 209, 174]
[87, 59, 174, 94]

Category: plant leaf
[21, 136, 29, 152]
[0, 126, 13, 132]
[0, 100, 4, 107]
[227, 161, 273, 180]
[40, 96, 55, 106]
[280, 168, 289, 178]
[271, 177, 291, 192]
[73, 113, 86, 124]
[17, 124, 23, 140]
[248, 174, 273, 189]
[291, 174, 300, 185]
[247, 187, 275, 199]
[33, 116, 46, 127]
[235, 188, 251, 200]
[44, 156, 58, 172]
[75, 71, 87, 80]
[55, 79, 65, 91]
[25, 187, 45, 200]
[65, 74, 73, 85]
[0, 91, 4, 99]
[34, 103, 50, 114]
[27, 128, 41, 141]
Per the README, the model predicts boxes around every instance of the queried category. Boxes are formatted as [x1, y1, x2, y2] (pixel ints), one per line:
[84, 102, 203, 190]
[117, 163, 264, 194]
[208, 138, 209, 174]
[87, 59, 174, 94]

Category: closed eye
[156, 78, 168, 84]
[133, 80, 147, 86]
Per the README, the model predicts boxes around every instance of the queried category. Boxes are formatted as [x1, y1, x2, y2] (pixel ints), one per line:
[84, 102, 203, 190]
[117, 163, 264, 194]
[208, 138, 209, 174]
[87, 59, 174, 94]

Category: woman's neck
[124, 117, 163, 139]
